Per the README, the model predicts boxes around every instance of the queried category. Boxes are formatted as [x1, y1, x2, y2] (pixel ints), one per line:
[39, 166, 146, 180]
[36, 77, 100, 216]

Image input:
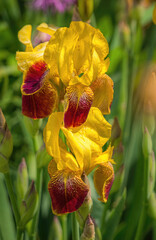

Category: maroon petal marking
[22, 61, 48, 95]
[22, 81, 57, 119]
[48, 170, 89, 215]
[64, 84, 94, 128]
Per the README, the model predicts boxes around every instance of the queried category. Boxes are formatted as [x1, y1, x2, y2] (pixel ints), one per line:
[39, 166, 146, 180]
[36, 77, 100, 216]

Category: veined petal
[22, 80, 57, 119]
[16, 51, 45, 72]
[92, 28, 109, 60]
[90, 74, 114, 115]
[70, 21, 109, 79]
[94, 162, 114, 202]
[18, 25, 33, 52]
[44, 27, 78, 82]
[64, 84, 94, 128]
[21, 61, 49, 95]
[37, 23, 55, 36]
[48, 168, 89, 215]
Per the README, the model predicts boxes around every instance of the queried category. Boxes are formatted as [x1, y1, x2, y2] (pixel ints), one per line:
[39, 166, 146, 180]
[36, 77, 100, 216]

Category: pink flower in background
[33, 0, 77, 13]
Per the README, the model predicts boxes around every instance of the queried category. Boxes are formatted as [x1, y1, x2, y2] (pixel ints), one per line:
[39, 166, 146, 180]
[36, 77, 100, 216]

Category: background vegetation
[0, 0, 156, 239]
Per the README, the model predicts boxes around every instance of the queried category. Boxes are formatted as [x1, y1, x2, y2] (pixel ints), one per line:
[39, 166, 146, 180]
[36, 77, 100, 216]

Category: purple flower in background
[33, 0, 77, 13]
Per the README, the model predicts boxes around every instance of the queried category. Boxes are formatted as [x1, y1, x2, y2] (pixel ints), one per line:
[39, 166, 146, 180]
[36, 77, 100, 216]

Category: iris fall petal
[94, 162, 114, 202]
[48, 163, 89, 215]
[64, 84, 94, 128]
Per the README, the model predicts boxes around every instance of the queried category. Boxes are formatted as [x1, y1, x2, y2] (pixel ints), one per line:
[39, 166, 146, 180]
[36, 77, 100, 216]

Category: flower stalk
[72, 212, 80, 240]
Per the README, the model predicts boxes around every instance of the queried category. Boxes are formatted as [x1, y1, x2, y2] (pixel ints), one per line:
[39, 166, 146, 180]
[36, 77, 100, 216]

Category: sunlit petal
[91, 74, 114, 114]
[18, 25, 33, 51]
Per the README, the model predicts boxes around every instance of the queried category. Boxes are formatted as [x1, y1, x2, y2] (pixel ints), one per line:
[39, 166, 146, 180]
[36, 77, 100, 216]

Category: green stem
[100, 200, 110, 234]
[17, 228, 24, 240]
[153, 220, 156, 240]
[118, 48, 129, 129]
[61, 215, 67, 240]
[29, 168, 43, 240]
[72, 212, 79, 240]
[4, 172, 20, 225]
[135, 152, 148, 240]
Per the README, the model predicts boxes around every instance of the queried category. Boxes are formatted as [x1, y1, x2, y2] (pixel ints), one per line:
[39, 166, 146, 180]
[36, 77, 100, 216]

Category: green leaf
[102, 189, 126, 240]
[0, 174, 16, 240]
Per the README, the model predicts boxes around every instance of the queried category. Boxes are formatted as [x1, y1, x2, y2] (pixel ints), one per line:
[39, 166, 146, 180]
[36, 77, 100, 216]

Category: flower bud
[78, 0, 94, 22]
[16, 158, 29, 201]
[19, 181, 38, 228]
[111, 117, 121, 144]
[23, 116, 41, 137]
[142, 127, 152, 158]
[143, 101, 155, 136]
[76, 173, 93, 229]
[81, 215, 95, 240]
[148, 192, 156, 219]
[0, 109, 13, 173]
[147, 151, 155, 199]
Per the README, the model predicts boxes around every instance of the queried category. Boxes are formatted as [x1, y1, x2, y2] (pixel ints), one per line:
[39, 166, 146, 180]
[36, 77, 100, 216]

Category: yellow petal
[92, 28, 109, 60]
[91, 74, 114, 114]
[85, 107, 112, 146]
[44, 27, 78, 83]
[44, 112, 79, 171]
[16, 51, 44, 72]
[43, 112, 64, 162]
[88, 145, 114, 174]
[37, 23, 56, 36]
[18, 25, 33, 51]
[34, 42, 47, 52]
[70, 21, 109, 83]
[62, 107, 111, 172]
[94, 161, 114, 202]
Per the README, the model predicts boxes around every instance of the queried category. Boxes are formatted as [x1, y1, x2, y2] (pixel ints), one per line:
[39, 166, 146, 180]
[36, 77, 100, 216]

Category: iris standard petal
[37, 23, 55, 36]
[94, 162, 114, 202]
[48, 166, 89, 215]
[90, 74, 114, 115]
[18, 25, 33, 52]
[64, 84, 94, 128]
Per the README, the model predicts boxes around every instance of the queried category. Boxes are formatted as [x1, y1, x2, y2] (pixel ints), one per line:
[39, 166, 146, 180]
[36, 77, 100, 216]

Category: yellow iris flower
[44, 21, 113, 128]
[16, 21, 113, 129]
[43, 107, 114, 215]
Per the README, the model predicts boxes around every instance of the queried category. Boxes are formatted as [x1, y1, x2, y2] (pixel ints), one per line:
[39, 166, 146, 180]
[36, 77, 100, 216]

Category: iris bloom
[16, 23, 58, 119]
[44, 21, 113, 128]
[44, 107, 114, 215]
